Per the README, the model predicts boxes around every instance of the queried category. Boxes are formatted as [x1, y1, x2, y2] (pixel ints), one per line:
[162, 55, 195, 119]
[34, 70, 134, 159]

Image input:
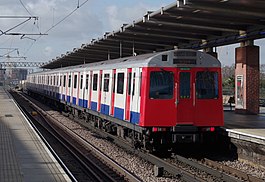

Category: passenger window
[93, 74, 98, 91]
[103, 74, 110, 92]
[60, 76, 62, 86]
[117, 73, 124, 94]
[196, 71, 218, 99]
[132, 73, 136, 96]
[74, 75, 77, 88]
[149, 71, 173, 99]
[85, 74, 89, 89]
[63, 75, 66, 87]
[80, 75, 83, 89]
[180, 72, 190, 99]
[68, 75, 71, 87]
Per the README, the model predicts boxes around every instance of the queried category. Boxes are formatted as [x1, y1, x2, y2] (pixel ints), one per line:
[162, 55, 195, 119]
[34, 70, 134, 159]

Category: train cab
[139, 50, 223, 143]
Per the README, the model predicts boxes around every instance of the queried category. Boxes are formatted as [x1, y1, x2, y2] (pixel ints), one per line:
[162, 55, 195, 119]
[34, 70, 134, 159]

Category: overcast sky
[0, 0, 264, 66]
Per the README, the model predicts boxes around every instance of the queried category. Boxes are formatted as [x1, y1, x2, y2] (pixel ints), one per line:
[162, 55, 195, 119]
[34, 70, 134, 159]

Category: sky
[0, 0, 264, 67]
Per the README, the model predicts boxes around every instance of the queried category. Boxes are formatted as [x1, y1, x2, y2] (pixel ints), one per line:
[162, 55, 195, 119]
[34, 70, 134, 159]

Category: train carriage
[26, 49, 224, 148]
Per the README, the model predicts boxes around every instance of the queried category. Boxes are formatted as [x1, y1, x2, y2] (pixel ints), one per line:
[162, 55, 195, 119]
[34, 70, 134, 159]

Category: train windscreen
[149, 71, 174, 99]
[196, 71, 218, 99]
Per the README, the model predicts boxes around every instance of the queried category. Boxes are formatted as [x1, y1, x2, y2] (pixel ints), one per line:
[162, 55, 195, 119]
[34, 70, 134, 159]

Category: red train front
[138, 50, 223, 145]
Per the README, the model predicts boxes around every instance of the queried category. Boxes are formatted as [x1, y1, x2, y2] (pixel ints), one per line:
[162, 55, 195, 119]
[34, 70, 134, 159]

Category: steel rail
[6, 89, 77, 182]
[16, 90, 142, 182]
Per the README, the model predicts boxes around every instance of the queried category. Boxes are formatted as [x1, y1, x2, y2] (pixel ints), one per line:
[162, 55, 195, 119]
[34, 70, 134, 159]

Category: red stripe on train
[125, 68, 132, 121]
[111, 69, 116, 116]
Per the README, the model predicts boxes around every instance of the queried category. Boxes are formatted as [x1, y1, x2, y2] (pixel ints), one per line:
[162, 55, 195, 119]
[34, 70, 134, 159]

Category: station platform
[224, 109, 265, 145]
[0, 87, 71, 182]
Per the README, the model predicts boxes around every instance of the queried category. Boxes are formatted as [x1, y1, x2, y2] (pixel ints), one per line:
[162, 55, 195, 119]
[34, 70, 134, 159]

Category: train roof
[30, 49, 220, 75]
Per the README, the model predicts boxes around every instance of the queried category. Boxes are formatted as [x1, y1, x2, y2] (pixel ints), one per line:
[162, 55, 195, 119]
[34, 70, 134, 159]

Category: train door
[91, 71, 100, 111]
[176, 69, 195, 124]
[72, 72, 78, 105]
[194, 68, 223, 126]
[82, 72, 89, 108]
[129, 68, 141, 124]
[79, 72, 84, 107]
[101, 70, 111, 115]
[62, 73, 67, 101]
[66, 72, 71, 103]
[110, 69, 116, 116]
[114, 69, 126, 120]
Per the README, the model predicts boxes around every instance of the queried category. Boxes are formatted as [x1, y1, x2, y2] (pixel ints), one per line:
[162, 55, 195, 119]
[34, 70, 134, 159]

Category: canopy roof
[42, 0, 265, 69]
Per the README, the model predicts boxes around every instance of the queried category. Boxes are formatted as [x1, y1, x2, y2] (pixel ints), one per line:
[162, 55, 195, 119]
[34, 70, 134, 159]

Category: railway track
[11, 89, 265, 182]
[10, 90, 140, 182]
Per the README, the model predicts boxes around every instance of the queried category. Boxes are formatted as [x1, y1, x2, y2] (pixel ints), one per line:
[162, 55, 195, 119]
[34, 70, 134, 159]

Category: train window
[196, 71, 218, 99]
[68, 75, 71, 87]
[93, 74, 98, 91]
[180, 72, 190, 98]
[162, 55, 168, 61]
[149, 71, 173, 99]
[63, 75, 66, 87]
[60, 76, 62, 86]
[103, 74, 110, 92]
[113, 73, 116, 93]
[74, 75, 77, 88]
[117, 73, 124, 94]
[80, 75, 83, 89]
[54, 76, 56, 86]
[85, 74, 89, 89]
[132, 73, 136, 96]
[128, 72, 132, 95]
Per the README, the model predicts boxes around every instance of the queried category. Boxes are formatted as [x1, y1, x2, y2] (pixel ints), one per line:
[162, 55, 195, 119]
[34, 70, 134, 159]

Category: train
[26, 49, 224, 149]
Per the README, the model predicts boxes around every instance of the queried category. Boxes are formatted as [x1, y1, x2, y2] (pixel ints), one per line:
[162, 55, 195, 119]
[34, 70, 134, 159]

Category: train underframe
[27, 90, 219, 151]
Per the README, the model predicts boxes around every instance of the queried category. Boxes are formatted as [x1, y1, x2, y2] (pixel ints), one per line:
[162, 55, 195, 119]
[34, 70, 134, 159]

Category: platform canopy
[42, 0, 265, 69]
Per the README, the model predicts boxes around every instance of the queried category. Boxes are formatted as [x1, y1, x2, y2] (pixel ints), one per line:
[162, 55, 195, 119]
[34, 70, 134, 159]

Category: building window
[93, 74, 98, 91]
[149, 71, 173, 99]
[117, 73, 124, 94]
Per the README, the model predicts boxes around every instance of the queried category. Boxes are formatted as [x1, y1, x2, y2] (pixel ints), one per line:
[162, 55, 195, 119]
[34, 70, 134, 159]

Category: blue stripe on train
[100, 104, 110, 115]
[130, 111, 140, 124]
[62, 94, 65, 101]
[78, 99, 88, 108]
[73, 97, 76, 105]
[56, 93, 60, 100]
[114, 107, 124, 120]
[91, 101, 97, 111]
[67, 96, 70, 102]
